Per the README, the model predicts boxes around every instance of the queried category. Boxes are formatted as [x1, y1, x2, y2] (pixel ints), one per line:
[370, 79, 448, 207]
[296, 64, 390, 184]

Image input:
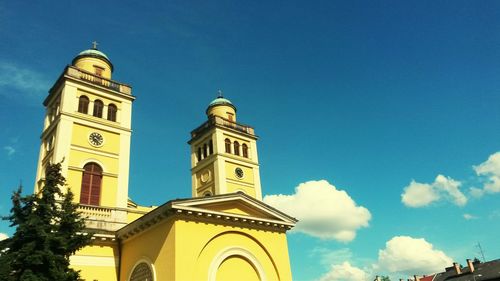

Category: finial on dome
[217, 89, 223, 98]
[92, 41, 99, 50]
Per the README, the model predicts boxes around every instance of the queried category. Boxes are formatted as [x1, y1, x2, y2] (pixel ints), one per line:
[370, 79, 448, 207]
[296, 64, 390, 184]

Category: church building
[34, 44, 296, 281]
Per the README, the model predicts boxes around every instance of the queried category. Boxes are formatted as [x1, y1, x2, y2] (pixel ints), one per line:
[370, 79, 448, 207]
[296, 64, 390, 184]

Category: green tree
[0, 162, 91, 281]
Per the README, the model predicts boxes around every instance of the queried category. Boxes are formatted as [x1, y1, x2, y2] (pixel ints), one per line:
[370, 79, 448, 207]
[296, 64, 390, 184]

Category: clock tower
[34, 44, 134, 226]
[189, 92, 262, 200]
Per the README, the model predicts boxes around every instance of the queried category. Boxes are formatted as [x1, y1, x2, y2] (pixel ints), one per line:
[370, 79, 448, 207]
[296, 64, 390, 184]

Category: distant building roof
[433, 259, 500, 281]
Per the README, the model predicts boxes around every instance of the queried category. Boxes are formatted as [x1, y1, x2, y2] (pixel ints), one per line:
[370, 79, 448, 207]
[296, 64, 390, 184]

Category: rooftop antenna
[475, 242, 486, 262]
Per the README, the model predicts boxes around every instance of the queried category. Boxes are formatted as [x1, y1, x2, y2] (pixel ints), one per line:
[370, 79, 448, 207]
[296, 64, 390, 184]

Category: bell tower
[189, 92, 262, 200]
[34, 43, 134, 220]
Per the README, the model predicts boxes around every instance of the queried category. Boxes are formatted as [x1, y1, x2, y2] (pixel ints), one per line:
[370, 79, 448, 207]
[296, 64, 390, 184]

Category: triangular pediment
[171, 193, 297, 226]
[117, 193, 296, 241]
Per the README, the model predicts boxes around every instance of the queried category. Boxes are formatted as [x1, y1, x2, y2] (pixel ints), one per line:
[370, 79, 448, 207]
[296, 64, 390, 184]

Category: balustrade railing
[66, 66, 131, 95]
[78, 204, 113, 219]
[78, 204, 129, 231]
[191, 116, 254, 138]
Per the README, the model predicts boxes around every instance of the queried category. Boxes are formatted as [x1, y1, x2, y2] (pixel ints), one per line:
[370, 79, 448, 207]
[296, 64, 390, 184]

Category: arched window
[225, 139, 231, 153]
[129, 262, 154, 281]
[78, 96, 89, 114]
[234, 141, 240, 156]
[93, 100, 104, 118]
[203, 143, 208, 158]
[197, 147, 202, 161]
[209, 140, 214, 155]
[80, 163, 102, 206]
[242, 144, 248, 158]
[107, 103, 117, 122]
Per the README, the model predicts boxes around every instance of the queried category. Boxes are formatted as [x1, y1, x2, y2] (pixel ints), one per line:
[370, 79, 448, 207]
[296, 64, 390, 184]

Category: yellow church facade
[34, 45, 296, 281]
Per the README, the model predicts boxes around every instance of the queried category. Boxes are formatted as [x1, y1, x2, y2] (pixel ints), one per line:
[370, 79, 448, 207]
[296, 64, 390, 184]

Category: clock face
[88, 132, 104, 147]
[235, 167, 244, 179]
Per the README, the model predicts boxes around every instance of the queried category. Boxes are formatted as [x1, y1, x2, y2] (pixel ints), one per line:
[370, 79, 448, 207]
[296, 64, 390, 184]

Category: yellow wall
[225, 162, 254, 184]
[71, 243, 119, 281]
[175, 219, 292, 281]
[207, 105, 236, 121]
[120, 216, 293, 281]
[74, 57, 112, 79]
[226, 182, 256, 197]
[120, 220, 176, 281]
[200, 202, 275, 219]
[224, 161, 256, 197]
[71, 123, 121, 155]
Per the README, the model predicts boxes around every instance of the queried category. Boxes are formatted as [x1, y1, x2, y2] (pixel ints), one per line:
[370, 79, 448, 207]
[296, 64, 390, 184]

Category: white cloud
[377, 236, 453, 275]
[316, 236, 453, 281]
[0, 61, 49, 99]
[401, 181, 438, 207]
[264, 180, 371, 242]
[401, 175, 467, 207]
[472, 152, 500, 196]
[3, 145, 16, 156]
[463, 213, 478, 220]
[0, 233, 8, 241]
[318, 261, 369, 281]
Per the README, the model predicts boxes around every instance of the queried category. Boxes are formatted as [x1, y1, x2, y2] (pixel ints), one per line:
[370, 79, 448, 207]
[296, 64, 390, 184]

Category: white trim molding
[208, 247, 266, 281]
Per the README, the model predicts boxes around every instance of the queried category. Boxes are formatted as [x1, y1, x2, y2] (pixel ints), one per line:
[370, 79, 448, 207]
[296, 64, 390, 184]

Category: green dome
[208, 97, 233, 107]
[72, 47, 114, 72]
[206, 95, 237, 114]
[77, 49, 110, 60]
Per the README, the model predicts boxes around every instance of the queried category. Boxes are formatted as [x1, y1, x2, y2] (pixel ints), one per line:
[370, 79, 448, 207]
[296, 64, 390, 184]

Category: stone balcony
[78, 204, 128, 232]
[66, 66, 132, 95]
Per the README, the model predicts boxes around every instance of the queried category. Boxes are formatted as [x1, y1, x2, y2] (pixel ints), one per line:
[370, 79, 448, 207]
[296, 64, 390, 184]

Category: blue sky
[1, 1, 499, 280]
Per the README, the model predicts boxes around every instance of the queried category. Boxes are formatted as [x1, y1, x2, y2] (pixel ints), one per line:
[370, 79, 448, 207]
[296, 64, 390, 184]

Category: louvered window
[80, 163, 102, 206]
